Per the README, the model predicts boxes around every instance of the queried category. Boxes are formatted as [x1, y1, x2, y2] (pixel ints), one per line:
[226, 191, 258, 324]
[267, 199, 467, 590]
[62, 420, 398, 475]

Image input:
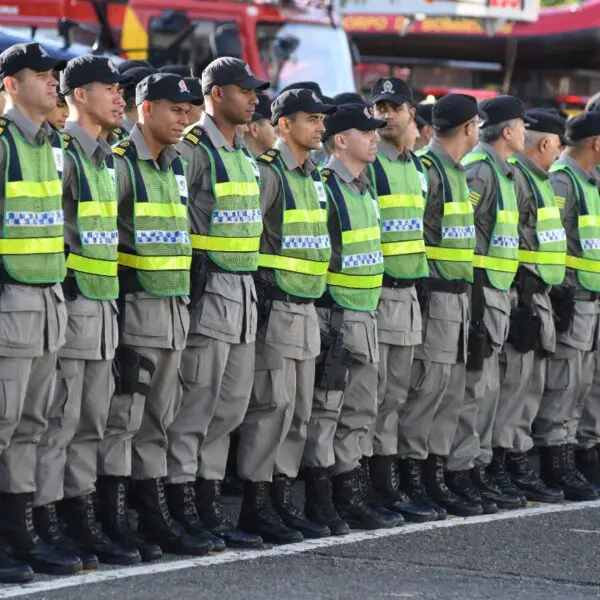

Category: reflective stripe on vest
[64, 135, 119, 300]
[323, 169, 383, 311]
[256, 150, 331, 298]
[114, 141, 191, 297]
[370, 151, 428, 279]
[462, 151, 519, 290]
[0, 120, 65, 284]
[185, 127, 262, 272]
[509, 156, 566, 285]
[550, 162, 600, 291]
[420, 150, 475, 282]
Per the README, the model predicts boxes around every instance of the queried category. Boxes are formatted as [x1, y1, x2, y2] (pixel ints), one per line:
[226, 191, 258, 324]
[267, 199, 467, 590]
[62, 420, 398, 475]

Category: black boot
[33, 503, 98, 570]
[488, 448, 527, 507]
[0, 535, 34, 584]
[445, 470, 497, 515]
[332, 468, 400, 530]
[131, 478, 214, 556]
[369, 456, 437, 523]
[165, 483, 226, 552]
[238, 481, 302, 545]
[96, 476, 162, 563]
[59, 494, 141, 565]
[471, 466, 522, 510]
[398, 458, 447, 520]
[303, 468, 349, 536]
[358, 459, 404, 525]
[196, 479, 264, 548]
[272, 476, 330, 538]
[575, 446, 600, 488]
[539, 445, 598, 501]
[505, 452, 564, 503]
[423, 455, 483, 517]
[1, 494, 82, 575]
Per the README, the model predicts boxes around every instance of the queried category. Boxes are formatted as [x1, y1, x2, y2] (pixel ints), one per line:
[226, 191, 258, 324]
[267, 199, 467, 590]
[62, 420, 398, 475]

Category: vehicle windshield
[257, 22, 355, 97]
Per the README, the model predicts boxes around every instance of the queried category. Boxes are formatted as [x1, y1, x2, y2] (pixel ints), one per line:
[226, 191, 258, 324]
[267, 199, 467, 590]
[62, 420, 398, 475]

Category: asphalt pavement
[3, 494, 600, 600]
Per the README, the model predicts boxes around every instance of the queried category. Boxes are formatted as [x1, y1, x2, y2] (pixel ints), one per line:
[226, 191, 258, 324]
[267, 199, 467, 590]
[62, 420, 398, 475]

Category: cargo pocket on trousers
[0, 364, 23, 430]
[0, 287, 44, 350]
[48, 359, 80, 433]
[570, 301, 598, 348]
[65, 300, 102, 351]
[423, 296, 462, 354]
[545, 358, 570, 392]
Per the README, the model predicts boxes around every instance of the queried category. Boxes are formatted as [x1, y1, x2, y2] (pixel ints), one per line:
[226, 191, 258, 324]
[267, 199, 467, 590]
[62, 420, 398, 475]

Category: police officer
[47, 90, 69, 132]
[494, 110, 567, 503]
[400, 94, 485, 518]
[415, 103, 433, 151]
[158, 66, 204, 126]
[0, 42, 81, 580]
[303, 104, 400, 530]
[236, 89, 335, 542]
[165, 57, 266, 548]
[534, 111, 600, 501]
[96, 73, 215, 557]
[368, 78, 433, 522]
[243, 93, 277, 157]
[458, 96, 534, 508]
[31, 56, 141, 569]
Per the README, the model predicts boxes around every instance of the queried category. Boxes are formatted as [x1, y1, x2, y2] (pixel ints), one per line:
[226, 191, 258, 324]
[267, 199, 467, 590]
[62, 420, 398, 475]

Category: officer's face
[246, 119, 277, 153]
[401, 120, 420, 151]
[340, 128, 378, 164]
[77, 82, 124, 129]
[284, 112, 326, 151]
[373, 100, 411, 142]
[213, 85, 258, 126]
[539, 133, 562, 171]
[47, 99, 69, 131]
[144, 99, 192, 145]
[187, 103, 203, 127]
[506, 118, 526, 154]
[7, 68, 58, 115]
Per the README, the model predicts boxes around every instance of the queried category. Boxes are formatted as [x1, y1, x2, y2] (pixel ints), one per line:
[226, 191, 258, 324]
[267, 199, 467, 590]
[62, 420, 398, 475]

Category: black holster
[189, 254, 209, 311]
[315, 305, 350, 391]
[550, 285, 575, 334]
[508, 271, 542, 353]
[113, 346, 155, 396]
[255, 280, 274, 331]
[467, 269, 493, 371]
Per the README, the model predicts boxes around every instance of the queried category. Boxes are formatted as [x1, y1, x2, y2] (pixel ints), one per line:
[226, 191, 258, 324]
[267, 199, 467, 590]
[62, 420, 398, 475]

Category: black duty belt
[574, 290, 599, 302]
[382, 275, 415, 289]
[118, 269, 144, 295]
[61, 276, 80, 300]
[425, 278, 468, 294]
[474, 267, 500, 289]
[264, 286, 314, 305]
[315, 292, 336, 309]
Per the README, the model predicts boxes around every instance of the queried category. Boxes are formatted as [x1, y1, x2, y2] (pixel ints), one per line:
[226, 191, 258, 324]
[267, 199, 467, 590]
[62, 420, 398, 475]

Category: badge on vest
[246, 155, 261, 179]
[52, 147, 63, 176]
[418, 171, 428, 196]
[175, 174, 188, 198]
[314, 180, 327, 207]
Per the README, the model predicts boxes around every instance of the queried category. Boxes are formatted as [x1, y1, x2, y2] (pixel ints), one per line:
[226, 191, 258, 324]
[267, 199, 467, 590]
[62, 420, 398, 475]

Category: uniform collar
[377, 138, 410, 162]
[275, 138, 316, 174]
[560, 153, 597, 184]
[5, 106, 53, 145]
[513, 152, 548, 180]
[129, 123, 178, 171]
[473, 142, 512, 178]
[122, 115, 135, 134]
[63, 121, 110, 162]
[200, 112, 244, 152]
[428, 139, 465, 171]
[326, 156, 369, 186]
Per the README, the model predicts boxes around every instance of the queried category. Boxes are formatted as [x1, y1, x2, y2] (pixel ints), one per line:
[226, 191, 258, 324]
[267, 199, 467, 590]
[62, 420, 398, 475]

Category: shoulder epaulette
[113, 139, 131, 157]
[61, 132, 72, 150]
[420, 155, 432, 168]
[257, 148, 280, 164]
[183, 126, 204, 146]
[0, 117, 10, 137]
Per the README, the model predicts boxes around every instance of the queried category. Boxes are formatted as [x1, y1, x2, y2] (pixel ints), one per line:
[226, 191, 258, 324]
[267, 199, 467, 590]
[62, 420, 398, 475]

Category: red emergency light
[421, 86, 499, 100]
[555, 95, 590, 106]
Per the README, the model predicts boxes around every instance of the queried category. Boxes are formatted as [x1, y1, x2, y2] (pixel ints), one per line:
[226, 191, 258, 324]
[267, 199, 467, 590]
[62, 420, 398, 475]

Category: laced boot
[445, 470, 496, 514]
[488, 448, 527, 507]
[471, 465, 522, 509]
[505, 452, 564, 503]
[397, 457, 447, 520]
[303, 467, 349, 536]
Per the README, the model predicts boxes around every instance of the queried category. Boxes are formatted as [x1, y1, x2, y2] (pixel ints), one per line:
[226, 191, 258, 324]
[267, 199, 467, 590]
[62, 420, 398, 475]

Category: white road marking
[1, 499, 599, 598]
[569, 528, 600, 534]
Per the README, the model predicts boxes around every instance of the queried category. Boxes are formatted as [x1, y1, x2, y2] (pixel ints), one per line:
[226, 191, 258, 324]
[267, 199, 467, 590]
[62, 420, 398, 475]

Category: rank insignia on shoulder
[320, 168, 331, 180]
[113, 140, 130, 157]
[258, 148, 279, 164]
[420, 156, 432, 167]
[0, 119, 6, 126]
[61, 133, 72, 149]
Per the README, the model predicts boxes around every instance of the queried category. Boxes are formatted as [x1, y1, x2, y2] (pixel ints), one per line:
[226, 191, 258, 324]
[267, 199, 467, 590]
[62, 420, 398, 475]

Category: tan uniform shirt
[116, 124, 189, 350]
[177, 112, 257, 345]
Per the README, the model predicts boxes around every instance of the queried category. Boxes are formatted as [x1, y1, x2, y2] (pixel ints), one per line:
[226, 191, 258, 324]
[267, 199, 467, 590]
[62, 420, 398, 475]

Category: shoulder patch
[0, 117, 9, 136]
[113, 139, 131, 157]
[113, 127, 122, 135]
[257, 148, 280, 164]
[183, 126, 204, 146]
[420, 156, 432, 168]
[320, 168, 331, 181]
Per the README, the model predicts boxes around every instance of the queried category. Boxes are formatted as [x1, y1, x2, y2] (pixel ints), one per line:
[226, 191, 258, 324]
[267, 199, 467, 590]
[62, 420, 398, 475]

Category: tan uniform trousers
[237, 301, 319, 482]
[492, 291, 555, 453]
[448, 287, 510, 471]
[97, 292, 189, 479]
[304, 308, 378, 476]
[34, 296, 118, 507]
[577, 349, 600, 449]
[534, 296, 599, 447]
[399, 290, 468, 462]
[373, 286, 421, 457]
[0, 284, 67, 494]
[167, 273, 257, 483]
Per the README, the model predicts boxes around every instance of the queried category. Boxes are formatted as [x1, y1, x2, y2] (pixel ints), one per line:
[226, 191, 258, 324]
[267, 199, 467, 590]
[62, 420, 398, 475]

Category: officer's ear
[140, 100, 153, 118]
[2, 74, 19, 95]
[210, 85, 225, 105]
[277, 116, 292, 136]
[592, 136, 600, 153]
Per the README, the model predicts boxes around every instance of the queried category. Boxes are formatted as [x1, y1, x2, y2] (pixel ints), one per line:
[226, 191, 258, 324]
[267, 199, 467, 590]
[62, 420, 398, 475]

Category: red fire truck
[0, 0, 357, 95]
